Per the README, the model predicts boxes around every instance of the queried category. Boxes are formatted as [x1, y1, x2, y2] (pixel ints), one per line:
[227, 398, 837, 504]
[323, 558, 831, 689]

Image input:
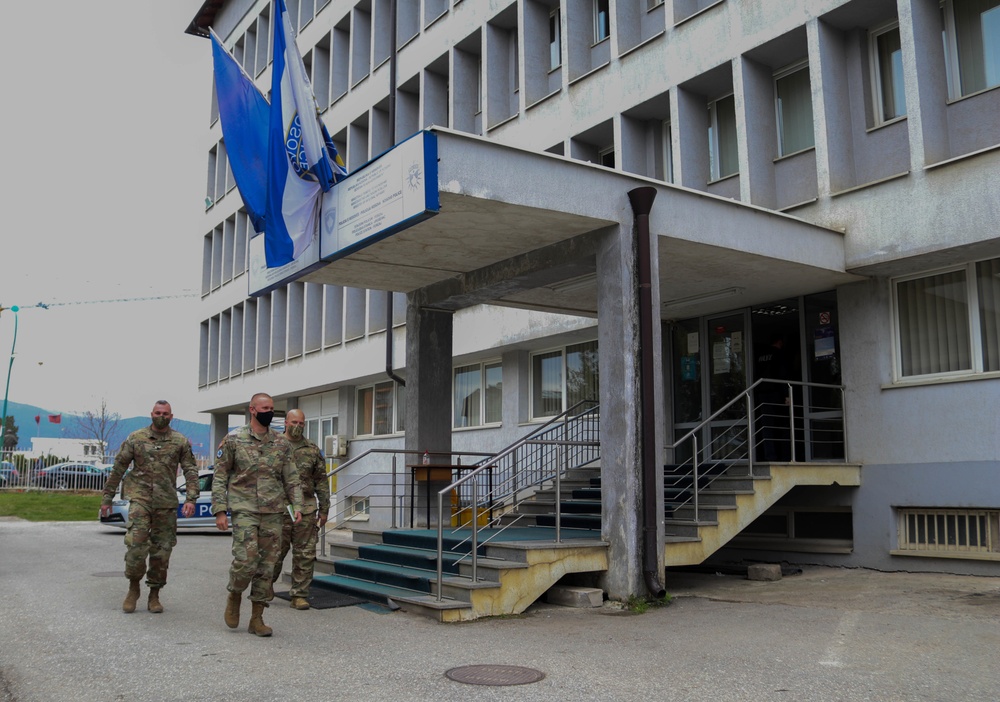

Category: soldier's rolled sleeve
[179, 440, 200, 504]
[281, 446, 304, 513]
[211, 440, 233, 515]
[314, 454, 331, 514]
[101, 437, 134, 507]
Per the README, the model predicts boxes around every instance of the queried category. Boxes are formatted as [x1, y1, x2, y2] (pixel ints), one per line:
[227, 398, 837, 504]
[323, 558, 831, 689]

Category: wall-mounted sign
[248, 130, 440, 297]
[320, 130, 439, 263]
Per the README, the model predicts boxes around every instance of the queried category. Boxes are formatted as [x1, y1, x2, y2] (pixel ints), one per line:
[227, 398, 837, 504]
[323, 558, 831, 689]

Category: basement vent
[896, 508, 1000, 555]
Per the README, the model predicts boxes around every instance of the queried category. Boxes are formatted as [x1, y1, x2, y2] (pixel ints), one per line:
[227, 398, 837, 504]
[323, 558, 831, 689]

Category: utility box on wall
[324, 435, 348, 457]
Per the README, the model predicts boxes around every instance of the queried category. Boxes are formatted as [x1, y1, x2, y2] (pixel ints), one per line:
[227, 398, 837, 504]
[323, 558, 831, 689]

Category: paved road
[2, 519, 999, 701]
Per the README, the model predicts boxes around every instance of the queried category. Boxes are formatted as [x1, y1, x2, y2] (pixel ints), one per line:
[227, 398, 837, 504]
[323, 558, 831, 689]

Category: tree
[2, 416, 18, 450]
[76, 399, 122, 463]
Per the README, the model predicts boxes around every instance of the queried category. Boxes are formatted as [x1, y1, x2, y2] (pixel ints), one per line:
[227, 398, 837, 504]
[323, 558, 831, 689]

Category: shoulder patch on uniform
[217, 448, 224, 458]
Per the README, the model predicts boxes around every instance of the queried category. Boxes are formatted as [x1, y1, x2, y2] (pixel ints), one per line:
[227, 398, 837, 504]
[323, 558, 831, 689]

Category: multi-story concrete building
[188, 0, 999, 609]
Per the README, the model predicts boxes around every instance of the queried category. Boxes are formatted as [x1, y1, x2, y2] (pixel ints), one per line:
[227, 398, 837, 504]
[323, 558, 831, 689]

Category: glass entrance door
[669, 292, 843, 465]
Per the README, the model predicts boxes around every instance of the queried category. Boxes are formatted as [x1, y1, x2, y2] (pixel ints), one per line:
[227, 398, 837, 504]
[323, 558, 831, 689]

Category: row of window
[351, 342, 599, 438]
[198, 283, 404, 385]
[207, 0, 999, 215]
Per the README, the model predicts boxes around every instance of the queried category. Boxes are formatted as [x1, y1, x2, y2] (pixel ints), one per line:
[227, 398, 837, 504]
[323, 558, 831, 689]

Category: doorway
[669, 291, 843, 464]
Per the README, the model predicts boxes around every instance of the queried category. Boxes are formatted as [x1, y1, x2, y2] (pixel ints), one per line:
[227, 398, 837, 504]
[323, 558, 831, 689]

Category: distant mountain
[1, 401, 212, 458]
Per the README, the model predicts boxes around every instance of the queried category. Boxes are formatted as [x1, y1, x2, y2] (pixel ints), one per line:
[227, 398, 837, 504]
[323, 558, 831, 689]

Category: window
[356, 381, 405, 436]
[774, 62, 814, 156]
[598, 146, 615, 168]
[549, 8, 562, 70]
[306, 416, 338, 443]
[349, 496, 370, 517]
[594, 0, 610, 43]
[944, 0, 1000, 98]
[708, 94, 738, 180]
[896, 507, 999, 556]
[871, 23, 906, 123]
[893, 257, 1000, 379]
[531, 341, 599, 418]
[453, 361, 502, 428]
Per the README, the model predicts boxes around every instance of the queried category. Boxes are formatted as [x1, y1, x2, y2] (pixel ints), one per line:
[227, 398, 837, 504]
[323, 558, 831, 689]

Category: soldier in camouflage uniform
[213, 393, 303, 637]
[271, 409, 330, 610]
[100, 400, 199, 614]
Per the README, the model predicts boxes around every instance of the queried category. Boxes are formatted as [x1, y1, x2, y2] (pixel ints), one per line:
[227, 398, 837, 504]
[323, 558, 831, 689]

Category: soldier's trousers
[272, 511, 319, 598]
[227, 510, 283, 603]
[124, 502, 177, 589]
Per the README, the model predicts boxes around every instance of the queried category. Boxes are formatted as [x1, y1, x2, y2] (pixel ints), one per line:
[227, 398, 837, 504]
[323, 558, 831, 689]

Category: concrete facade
[189, 0, 1000, 590]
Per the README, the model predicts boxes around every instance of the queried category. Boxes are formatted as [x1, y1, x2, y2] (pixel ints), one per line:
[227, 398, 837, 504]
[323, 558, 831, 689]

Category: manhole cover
[445, 665, 544, 686]
[92, 572, 122, 578]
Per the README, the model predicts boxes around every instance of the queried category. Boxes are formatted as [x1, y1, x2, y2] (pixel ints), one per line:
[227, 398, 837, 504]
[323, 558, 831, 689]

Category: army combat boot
[147, 588, 164, 613]
[224, 591, 242, 628]
[289, 596, 310, 610]
[122, 579, 141, 613]
[247, 602, 272, 637]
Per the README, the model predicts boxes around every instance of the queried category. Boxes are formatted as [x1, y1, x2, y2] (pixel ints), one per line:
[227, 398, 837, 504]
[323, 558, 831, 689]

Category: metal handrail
[433, 400, 601, 601]
[318, 447, 493, 554]
[667, 378, 847, 523]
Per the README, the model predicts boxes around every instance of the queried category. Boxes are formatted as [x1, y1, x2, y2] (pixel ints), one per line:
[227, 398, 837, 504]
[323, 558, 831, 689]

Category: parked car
[100, 468, 230, 530]
[0, 461, 19, 487]
[33, 462, 108, 490]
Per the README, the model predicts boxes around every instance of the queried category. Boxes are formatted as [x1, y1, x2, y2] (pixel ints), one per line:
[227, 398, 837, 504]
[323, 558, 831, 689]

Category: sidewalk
[2, 521, 1000, 701]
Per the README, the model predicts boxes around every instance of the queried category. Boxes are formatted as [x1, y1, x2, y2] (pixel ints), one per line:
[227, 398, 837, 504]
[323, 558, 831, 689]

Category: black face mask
[255, 410, 274, 428]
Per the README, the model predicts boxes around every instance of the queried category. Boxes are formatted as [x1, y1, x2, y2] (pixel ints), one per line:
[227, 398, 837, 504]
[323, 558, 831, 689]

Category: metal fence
[0, 448, 212, 491]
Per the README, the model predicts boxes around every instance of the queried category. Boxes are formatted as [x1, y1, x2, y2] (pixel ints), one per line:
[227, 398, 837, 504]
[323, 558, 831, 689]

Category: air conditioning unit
[324, 434, 348, 457]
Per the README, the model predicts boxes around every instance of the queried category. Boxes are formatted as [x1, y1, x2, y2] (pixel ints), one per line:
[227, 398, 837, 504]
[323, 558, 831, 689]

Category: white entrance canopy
[298, 128, 864, 318]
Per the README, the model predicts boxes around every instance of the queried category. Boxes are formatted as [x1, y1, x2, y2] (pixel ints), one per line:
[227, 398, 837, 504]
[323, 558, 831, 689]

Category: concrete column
[404, 293, 454, 526]
[595, 211, 664, 599]
[209, 412, 230, 457]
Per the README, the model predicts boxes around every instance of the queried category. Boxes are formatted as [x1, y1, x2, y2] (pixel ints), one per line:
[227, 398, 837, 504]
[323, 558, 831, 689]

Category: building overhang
[300, 128, 863, 320]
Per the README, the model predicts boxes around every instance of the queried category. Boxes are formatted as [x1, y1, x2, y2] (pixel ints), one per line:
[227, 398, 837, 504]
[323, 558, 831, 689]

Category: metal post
[691, 436, 699, 521]
[746, 391, 755, 477]
[787, 382, 796, 462]
[840, 386, 849, 461]
[391, 454, 398, 529]
[435, 491, 444, 602]
[470, 478, 478, 582]
[555, 443, 563, 543]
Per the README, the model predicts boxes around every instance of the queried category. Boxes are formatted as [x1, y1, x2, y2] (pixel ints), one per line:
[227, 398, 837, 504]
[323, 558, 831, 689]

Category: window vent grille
[897, 508, 999, 554]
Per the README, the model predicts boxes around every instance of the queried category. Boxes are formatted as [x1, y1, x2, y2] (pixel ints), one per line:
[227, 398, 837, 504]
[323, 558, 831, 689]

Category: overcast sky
[1, 1, 213, 422]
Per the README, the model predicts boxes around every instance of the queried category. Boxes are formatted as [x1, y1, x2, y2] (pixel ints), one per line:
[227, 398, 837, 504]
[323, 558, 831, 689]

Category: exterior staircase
[313, 460, 858, 620]
[314, 524, 606, 622]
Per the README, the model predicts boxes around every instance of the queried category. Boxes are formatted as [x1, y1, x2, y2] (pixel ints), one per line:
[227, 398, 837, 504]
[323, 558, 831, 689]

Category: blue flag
[210, 29, 269, 233]
[264, 0, 347, 267]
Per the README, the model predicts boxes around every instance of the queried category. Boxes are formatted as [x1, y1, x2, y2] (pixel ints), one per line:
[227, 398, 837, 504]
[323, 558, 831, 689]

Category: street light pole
[0, 305, 20, 450]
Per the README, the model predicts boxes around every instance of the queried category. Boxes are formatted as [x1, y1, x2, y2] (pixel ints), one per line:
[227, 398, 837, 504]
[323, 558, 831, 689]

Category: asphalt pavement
[2, 518, 999, 701]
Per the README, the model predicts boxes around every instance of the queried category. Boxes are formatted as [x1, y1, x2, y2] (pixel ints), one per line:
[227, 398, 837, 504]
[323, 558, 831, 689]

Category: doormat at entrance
[273, 589, 366, 610]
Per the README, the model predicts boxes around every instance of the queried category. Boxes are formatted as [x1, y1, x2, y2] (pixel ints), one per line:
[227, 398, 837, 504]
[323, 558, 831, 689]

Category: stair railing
[433, 400, 601, 601]
[317, 448, 493, 556]
[667, 378, 846, 523]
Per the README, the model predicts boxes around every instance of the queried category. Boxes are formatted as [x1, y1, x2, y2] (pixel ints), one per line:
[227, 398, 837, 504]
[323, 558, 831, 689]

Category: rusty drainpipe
[628, 186, 666, 599]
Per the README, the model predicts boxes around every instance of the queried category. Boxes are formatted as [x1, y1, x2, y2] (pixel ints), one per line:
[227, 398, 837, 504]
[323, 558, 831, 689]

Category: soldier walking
[100, 400, 199, 614]
[271, 409, 330, 610]
[213, 393, 302, 637]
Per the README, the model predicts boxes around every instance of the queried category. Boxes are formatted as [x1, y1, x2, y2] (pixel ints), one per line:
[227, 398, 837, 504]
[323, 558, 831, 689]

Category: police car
[100, 468, 230, 530]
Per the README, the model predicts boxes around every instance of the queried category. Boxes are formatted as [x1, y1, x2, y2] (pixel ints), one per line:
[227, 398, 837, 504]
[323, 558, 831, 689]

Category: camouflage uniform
[102, 427, 199, 589]
[212, 425, 303, 604]
[271, 437, 330, 598]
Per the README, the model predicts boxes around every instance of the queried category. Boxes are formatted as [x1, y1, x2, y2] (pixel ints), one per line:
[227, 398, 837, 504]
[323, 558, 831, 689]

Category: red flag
[48, 414, 61, 424]
[34, 415, 40, 424]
